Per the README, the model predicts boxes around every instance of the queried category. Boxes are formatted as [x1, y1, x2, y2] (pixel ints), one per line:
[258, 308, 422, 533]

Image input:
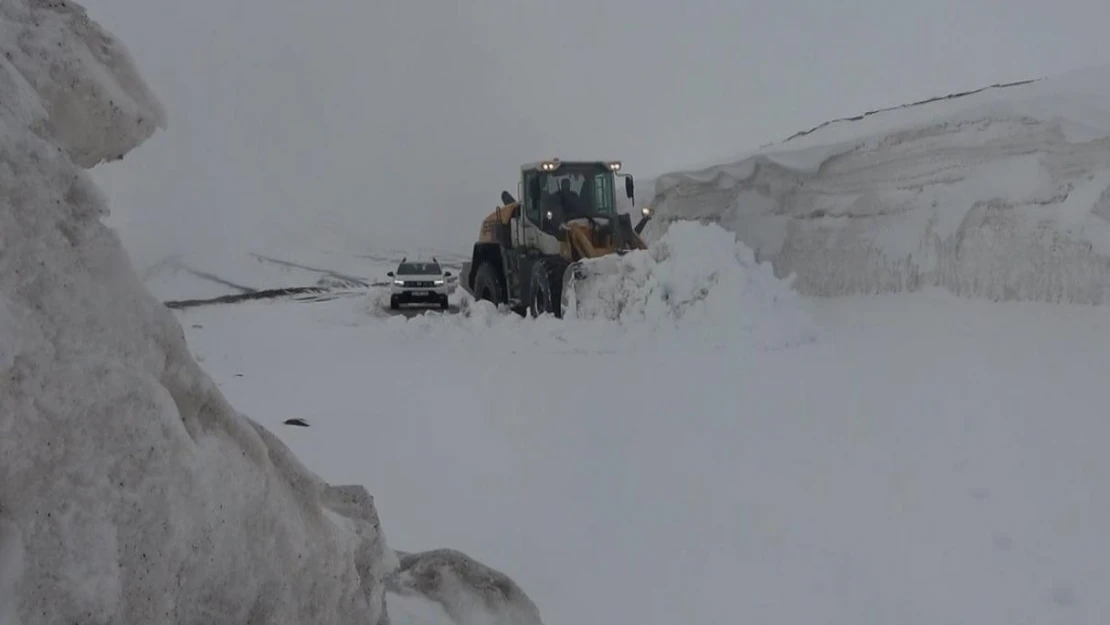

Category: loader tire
[528, 258, 567, 318]
[472, 262, 504, 305]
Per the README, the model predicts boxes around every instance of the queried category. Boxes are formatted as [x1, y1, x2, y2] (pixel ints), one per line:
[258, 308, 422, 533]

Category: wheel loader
[459, 158, 653, 318]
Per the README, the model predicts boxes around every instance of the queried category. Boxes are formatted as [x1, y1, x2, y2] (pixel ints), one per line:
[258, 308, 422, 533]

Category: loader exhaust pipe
[634, 206, 653, 235]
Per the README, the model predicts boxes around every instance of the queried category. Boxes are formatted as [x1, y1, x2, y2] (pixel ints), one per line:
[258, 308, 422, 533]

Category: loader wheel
[472, 262, 504, 305]
[528, 259, 567, 319]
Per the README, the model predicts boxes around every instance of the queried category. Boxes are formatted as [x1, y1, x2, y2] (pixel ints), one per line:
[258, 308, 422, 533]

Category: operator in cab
[555, 177, 587, 219]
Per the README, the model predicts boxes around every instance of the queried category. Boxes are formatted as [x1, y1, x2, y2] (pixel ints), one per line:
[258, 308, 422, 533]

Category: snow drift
[0, 2, 401, 623]
[647, 65, 1110, 304]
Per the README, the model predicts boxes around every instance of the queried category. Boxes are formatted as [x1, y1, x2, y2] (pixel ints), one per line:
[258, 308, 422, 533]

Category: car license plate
[411, 290, 428, 296]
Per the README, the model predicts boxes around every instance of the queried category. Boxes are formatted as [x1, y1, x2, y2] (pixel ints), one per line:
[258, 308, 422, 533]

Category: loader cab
[518, 160, 634, 249]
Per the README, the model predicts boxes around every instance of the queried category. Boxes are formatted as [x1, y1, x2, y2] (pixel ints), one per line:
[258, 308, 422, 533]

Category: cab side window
[593, 173, 614, 214]
[523, 171, 542, 225]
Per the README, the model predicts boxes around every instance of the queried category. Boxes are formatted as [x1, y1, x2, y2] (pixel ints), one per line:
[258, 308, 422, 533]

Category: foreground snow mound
[566, 221, 817, 349]
[648, 65, 1110, 304]
[386, 550, 544, 625]
[0, 3, 393, 624]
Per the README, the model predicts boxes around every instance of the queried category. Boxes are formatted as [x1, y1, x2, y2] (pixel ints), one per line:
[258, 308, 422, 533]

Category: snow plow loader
[459, 158, 654, 318]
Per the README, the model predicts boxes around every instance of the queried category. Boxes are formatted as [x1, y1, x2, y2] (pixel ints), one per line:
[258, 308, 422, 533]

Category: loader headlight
[607, 161, 622, 171]
[641, 206, 653, 217]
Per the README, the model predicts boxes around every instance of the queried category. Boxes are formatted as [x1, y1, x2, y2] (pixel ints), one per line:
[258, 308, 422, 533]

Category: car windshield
[397, 262, 440, 275]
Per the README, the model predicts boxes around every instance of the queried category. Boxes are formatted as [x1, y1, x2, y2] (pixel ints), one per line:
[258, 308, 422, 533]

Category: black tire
[472, 262, 504, 304]
[390, 295, 399, 310]
[440, 295, 449, 310]
[528, 258, 567, 318]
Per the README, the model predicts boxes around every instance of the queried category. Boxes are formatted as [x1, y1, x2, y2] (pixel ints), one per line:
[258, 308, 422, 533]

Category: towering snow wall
[0, 2, 396, 623]
[646, 68, 1110, 304]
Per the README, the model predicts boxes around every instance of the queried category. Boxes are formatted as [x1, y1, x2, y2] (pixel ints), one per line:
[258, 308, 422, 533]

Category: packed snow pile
[386, 550, 544, 625]
[647, 65, 1110, 304]
[565, 221, 818, 349]
[0, 2, 400, 623]
[372, 222, 816, 353]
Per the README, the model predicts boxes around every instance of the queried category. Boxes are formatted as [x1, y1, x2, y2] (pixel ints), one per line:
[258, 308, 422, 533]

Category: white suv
[388, 259, 452, 310]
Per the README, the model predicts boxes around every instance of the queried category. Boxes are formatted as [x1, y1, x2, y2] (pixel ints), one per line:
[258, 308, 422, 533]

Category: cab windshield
[537, 165, 617, 219]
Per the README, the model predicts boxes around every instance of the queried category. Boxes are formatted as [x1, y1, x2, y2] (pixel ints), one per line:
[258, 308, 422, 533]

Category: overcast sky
[82, 0, 1110, 269]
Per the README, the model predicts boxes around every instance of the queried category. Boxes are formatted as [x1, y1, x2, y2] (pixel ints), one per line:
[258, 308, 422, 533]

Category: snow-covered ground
[139, 246, 469, 304]
[173, 223, 1110, 625]
[646, 65, 1110, 304]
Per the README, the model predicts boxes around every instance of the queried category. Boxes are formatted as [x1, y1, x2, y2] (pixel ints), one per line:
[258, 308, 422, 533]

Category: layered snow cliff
[0, 3, 398, 623]
[647, 67, 1110, 304]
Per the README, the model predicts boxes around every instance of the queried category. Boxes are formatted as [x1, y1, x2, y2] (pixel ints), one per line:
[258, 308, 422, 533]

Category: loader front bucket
[559, 254, 627, 319]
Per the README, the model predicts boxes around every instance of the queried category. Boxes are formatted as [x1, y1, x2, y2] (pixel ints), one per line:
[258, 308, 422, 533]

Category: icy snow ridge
[647, 65, 1110, 304]
[387, 550, 544, 625]
[0, 2, 398, 623]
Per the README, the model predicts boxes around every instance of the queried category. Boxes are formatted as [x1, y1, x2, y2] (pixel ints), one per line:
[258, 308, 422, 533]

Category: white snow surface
[647, 65, 1110, 304]
[0, 2, 399, 624]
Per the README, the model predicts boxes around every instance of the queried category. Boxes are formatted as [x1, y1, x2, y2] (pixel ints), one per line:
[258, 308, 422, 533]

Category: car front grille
[403, 281, 435, 288]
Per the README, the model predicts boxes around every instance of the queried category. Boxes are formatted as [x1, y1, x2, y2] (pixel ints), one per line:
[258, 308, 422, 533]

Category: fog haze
[81, 0, 1110, 269]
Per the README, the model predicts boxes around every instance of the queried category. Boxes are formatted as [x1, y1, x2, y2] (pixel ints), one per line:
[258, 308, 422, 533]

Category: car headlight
[393, 280, 404, 285]
[434, 279, 445, 285]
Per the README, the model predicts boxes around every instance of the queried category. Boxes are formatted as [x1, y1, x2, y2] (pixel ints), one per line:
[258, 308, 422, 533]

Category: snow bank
[386, 550, 544, 625]
[647, 65, 1110, 304]
[0, 2, 397, 623]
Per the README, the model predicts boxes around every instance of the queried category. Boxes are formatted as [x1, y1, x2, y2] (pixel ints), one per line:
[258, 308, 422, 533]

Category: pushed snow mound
[386, 549, 544, 625]
[370, 223, 816, 353]
[0, 2, 394, 624]
[565, 221, 817, 349]
[648, 65, 1110, 304]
